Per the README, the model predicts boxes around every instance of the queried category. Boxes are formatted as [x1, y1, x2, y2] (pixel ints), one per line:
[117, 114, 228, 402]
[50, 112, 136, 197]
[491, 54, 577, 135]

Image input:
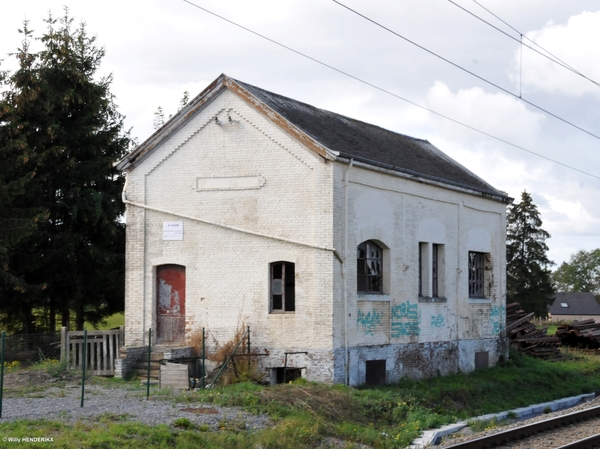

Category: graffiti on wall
[490, 304, 506, 335]
[357, 309, 384, 336]
[431, 313, 444, 328]
[391, 300, 420, 337]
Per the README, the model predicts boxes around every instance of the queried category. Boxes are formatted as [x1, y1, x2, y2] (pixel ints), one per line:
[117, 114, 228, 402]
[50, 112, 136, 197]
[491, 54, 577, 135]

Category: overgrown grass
[84, 312, 124, 331]
[2, 349, 600, 448]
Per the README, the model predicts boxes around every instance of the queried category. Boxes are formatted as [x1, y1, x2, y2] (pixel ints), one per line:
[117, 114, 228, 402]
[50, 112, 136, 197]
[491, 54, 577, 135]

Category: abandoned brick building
[116, 73, 511, 385]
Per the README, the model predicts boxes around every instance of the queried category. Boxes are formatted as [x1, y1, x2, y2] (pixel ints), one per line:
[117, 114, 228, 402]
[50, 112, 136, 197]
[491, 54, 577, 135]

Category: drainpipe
[342, 159, 354, 386]
[122, 175, 147, 345]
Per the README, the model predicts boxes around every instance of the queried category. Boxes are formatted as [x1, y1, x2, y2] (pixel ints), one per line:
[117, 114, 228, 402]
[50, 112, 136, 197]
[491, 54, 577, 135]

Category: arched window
[357, 240, 383, 293]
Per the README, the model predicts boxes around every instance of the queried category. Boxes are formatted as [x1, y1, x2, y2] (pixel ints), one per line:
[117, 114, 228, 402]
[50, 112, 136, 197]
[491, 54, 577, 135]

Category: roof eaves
[337, 152, 512, 203]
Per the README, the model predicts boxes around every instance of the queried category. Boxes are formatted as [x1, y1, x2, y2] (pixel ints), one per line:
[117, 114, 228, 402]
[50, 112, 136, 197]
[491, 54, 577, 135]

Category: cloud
[512, 10, 600, 97]
[424, 81, 545, 149]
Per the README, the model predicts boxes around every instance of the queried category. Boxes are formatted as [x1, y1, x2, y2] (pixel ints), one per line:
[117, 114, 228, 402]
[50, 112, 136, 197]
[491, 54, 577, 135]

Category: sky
[1, 0, 599, 267]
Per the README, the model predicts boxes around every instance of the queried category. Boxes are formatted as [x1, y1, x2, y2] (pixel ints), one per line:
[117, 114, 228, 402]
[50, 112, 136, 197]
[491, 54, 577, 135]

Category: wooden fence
[60, 326, 124, 376]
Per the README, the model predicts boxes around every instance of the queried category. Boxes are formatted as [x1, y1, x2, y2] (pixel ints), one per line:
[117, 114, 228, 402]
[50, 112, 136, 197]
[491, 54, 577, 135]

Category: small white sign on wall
[163, 221, 183, 241]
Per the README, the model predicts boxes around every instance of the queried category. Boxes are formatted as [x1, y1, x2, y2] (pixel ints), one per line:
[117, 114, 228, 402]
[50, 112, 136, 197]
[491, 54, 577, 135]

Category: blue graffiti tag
[431, 314, 444, 328]
[391, 300, 420, 337]
[357, 309, 384, 336]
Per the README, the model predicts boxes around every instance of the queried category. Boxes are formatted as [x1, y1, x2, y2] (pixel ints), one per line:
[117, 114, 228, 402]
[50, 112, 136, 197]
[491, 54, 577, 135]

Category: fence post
[119, 325, 125, 349]
[60, 327, 66, 364]
[201, 327, 205, 390]
[1, 331, 5, 418]
[80, 329, 87, 408]
[146, 328, 152, 399]
[65, 328, 71, 370]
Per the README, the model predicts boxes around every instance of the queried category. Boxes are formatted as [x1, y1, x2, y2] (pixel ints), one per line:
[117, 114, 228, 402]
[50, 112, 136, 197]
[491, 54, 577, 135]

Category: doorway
[156, 264, 186, 343]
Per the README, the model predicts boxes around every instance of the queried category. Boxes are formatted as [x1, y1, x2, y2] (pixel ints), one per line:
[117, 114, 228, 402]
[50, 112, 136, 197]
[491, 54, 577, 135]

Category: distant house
[116, 74, 511, 385]
[548, 292, 600, 323]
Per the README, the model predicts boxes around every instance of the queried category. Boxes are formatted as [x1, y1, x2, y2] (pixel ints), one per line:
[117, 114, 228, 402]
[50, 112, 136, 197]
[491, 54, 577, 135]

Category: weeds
[173, 417, 194, 429]
[2, 360, 20, 373]
[467, 417, 504, 432]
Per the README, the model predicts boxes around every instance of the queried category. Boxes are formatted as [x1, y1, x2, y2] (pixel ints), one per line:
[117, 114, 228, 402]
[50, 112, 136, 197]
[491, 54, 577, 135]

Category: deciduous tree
[553, 249, 600, 299]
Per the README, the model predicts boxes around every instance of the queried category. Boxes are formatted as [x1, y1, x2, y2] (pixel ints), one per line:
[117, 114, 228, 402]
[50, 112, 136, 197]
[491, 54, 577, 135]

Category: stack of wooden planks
[506, 302, 563, 360]
[555, 319, 600, 349]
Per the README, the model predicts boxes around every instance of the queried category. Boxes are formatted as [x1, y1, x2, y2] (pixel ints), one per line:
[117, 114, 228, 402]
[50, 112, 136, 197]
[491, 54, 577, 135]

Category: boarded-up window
[475, 351, 489, 370]
[270, 262, 295, 312]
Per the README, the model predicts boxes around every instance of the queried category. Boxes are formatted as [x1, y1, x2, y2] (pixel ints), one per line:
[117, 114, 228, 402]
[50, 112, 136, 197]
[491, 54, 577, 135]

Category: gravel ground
[0, 371, 271, 431]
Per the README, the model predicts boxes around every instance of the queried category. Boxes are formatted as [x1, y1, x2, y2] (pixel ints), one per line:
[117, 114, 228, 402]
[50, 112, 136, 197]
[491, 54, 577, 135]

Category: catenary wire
[447, 0, 600, 88]
[332, 0, 600, 141]
[470, 0, 592, 80]
[181, 0, 600, 181]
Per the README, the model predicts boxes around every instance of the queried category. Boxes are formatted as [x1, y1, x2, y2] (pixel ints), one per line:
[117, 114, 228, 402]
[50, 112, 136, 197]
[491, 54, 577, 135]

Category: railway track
[441, 405, 600, 449]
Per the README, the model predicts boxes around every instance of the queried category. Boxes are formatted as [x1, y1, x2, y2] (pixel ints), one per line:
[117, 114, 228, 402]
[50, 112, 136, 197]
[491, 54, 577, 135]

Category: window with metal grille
[468, 251, 485, 298]
[270, 261, 295, 312]
[357, 240, 383, 293]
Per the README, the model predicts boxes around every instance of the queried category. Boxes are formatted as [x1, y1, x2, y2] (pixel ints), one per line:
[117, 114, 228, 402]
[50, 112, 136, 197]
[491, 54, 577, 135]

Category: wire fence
[0, 332, 61, 364]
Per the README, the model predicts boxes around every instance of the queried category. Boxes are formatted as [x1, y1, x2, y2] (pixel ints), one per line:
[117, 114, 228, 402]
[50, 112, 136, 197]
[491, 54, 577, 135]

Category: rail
[443, 405, 600, 449]
[556, 432, 600, 449]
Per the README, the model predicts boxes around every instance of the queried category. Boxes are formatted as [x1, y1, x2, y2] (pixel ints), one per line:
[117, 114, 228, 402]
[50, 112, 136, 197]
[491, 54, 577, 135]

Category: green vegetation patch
[1, 350, 599, 448]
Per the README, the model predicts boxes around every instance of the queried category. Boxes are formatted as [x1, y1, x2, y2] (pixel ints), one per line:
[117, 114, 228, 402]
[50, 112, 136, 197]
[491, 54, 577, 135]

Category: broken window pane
[357, 240, 383, 293]
[468, 251, 485, 298]
[270, 261, 295, 312]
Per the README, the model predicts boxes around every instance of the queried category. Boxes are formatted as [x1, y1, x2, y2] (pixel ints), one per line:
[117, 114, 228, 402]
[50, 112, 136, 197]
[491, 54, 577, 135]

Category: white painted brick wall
[332, 163, 508, 385]
[124, 87, 507, 384]
[124, 90, 336, 380]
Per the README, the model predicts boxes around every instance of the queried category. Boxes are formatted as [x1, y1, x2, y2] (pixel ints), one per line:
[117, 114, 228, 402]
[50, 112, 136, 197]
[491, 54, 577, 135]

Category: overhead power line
[332, 0, 600, 142]
[446, 0, 600, 89]
[181, 0, 600, 182]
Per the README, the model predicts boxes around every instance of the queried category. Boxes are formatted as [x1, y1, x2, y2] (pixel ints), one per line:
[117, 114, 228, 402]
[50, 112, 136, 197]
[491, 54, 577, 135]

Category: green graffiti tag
[391, 300, 420, 337]
[490, 304, 506, 335]
[357, 309, 384, 336]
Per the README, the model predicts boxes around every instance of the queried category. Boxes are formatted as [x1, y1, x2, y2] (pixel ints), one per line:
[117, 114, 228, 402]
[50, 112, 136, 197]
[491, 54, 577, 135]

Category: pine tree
[0, 22, 51, 332]
[506, 191, 555, 317]
[0, 10, 130, 332]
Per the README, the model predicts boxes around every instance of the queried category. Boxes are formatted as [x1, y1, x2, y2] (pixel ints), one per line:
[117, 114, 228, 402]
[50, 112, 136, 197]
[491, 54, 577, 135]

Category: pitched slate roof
[118, 74, 510, 202]
[549, 292, 600, 316]
[235, 78, 509, 201]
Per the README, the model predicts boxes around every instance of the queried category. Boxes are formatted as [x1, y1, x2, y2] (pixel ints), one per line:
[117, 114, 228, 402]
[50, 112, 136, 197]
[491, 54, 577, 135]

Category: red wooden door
[156, 264, 186, 343]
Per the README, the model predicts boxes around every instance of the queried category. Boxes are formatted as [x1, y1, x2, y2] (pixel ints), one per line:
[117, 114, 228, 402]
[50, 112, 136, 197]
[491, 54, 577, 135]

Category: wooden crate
[160, 362, 189, 390]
